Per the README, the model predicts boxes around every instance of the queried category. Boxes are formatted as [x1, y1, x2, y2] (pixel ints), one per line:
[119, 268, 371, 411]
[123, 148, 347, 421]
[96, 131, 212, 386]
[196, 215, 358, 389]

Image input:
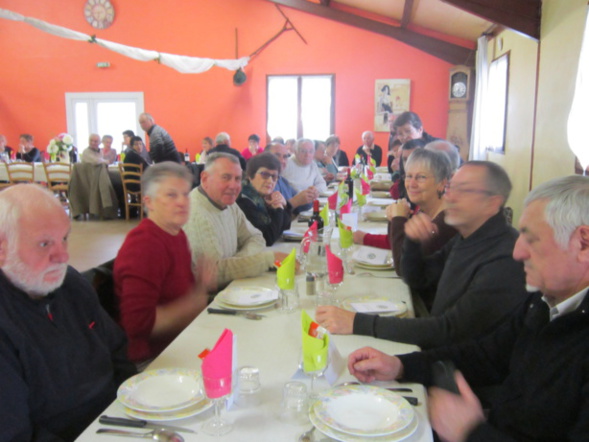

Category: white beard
[526, 284, 541, 293]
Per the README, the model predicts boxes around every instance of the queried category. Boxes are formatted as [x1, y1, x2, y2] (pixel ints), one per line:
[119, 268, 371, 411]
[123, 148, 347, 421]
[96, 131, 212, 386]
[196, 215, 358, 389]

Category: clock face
[452, 82, 467, 99]
[84, 0, 115, 29]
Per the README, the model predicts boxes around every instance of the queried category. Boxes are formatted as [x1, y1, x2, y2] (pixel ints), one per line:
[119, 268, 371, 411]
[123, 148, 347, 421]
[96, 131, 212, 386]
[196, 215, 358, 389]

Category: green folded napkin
[320, 203, 329, 227]
[339, 221, 353, 249]
[354, 187, 367, 207]
[277, 248, 296, 290]
[301, 310, 329, 373]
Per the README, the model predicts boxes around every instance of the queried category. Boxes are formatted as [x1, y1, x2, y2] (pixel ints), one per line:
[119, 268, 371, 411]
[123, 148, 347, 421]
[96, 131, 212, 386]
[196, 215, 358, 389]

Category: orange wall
[0, 0, 453, 161]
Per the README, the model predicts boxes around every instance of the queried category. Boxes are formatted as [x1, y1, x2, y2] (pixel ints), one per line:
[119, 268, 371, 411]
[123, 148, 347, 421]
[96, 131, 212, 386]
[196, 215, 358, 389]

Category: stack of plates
[365, 211, 388, 222]
[370, 191, 392, 198]
[216, 286, 278, 311]
[282, 230, 304, 242]
[117, 368, 212, 421]
[309, 385, 418, 441]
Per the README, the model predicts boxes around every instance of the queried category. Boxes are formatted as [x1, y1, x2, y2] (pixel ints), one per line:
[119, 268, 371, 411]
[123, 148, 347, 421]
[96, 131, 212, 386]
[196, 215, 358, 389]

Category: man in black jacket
[138, 112, 181, 164]
[208, 131, 247, 170]
[0, 184, 136, 441]
[348, 175, 589, 441]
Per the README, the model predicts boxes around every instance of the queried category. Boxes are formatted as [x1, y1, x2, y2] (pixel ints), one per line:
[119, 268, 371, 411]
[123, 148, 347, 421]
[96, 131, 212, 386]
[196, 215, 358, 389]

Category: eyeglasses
[444, 184, 494, 197]
[273, 153, 290, 160]
[405, 174, 432, 183]
[257, 171, 279, 182]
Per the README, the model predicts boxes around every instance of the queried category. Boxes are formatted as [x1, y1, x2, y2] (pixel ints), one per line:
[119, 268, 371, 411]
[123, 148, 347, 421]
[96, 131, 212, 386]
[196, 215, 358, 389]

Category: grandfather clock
[446, 65, 474, 162]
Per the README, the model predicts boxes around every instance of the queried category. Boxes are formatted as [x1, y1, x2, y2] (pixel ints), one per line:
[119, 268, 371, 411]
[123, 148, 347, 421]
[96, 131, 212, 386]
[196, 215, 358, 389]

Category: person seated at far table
[184, 153, 290, 289]
[314, 139, 337, 183]
[124, 136, 151, 171]
[208, 132, 246, 170]
[241, 133, 263, 161]
[353, 130, 382, 167]
[81, 133, 108, 165]
[237, 153, 292, 246]
[101, 135, 117, 165]
[316, 161, 527, 349]
[327, 134, 349, 167]
[282, 138, 328, 195]
[0, 134, 13, 160]
[348, 175, 589, 442]
[114, 162, 216, 367]
[266, 142, 319, 215]
[16, 133, 41, 162]
[0, 184, 136, 440]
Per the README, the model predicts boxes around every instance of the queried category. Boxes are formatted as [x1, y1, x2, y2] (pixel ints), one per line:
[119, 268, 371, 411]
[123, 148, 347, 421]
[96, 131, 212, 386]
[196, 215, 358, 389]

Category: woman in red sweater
[114, 162, 215, 367]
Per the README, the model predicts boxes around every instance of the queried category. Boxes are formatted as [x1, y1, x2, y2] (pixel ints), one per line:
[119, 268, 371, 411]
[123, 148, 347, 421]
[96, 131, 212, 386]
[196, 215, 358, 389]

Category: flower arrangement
[47, 133, 74, 155]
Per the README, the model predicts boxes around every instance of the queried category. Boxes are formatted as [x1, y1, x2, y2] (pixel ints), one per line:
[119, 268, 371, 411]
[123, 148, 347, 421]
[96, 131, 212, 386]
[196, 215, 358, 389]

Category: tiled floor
[68, 218, 140, 272]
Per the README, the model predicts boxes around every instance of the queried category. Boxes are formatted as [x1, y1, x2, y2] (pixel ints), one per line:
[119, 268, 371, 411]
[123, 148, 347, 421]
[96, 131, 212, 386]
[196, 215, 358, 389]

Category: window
[65, 92, 144, 152]
[267, 75, 334, 141]
[484, 53, 509, 153]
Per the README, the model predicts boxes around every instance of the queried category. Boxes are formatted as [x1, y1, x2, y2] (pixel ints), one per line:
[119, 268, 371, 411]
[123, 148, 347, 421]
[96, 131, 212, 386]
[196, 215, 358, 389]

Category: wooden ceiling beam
[319, 0, 331, 6]
[267, 0, 474, 66]
[400, 0, 415, 29]
[442, 0, 541, 40]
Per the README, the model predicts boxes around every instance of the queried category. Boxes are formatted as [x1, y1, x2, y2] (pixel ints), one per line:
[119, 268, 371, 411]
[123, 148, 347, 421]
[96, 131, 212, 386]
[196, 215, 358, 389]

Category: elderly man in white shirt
[80, 133, 108, 165]
[281, 138, 328, 195]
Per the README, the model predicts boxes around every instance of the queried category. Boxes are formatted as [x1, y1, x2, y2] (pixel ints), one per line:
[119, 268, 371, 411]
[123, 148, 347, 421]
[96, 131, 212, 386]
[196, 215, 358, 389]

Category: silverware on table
[298, 425, 316, 442]
[207, 307, 264, 320]
[99, 416, 195, 434]
[96, 428, 184, 441]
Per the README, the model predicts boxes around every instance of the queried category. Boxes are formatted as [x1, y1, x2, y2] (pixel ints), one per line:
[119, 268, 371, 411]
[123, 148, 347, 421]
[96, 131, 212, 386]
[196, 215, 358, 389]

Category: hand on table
[404, 212, 438, 243]
[315, 306, 355, 334]
[429, 371, 485, 441]
[347, 347, 403, 383]
[386, 198, 410, 221]
[353, 230, 367, 245]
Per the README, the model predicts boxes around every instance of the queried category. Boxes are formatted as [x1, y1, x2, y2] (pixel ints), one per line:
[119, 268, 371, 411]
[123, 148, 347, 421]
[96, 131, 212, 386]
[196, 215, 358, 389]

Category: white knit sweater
[184, 188, 275, 287]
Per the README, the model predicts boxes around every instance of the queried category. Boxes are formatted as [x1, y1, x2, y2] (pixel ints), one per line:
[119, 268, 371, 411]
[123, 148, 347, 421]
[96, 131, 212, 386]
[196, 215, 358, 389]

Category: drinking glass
[202, 374, 232, 436]
[302, 352, 329, 399]
[236, 366, 261, 407]
[279, 381, 308, 424]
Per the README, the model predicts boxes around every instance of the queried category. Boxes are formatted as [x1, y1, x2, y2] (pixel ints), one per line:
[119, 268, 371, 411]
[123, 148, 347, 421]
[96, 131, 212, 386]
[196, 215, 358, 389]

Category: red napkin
[366, 168, 374, 180]
[201, 328, 233, 398]
[340, 200, 352, 215]
[302, 221, 318, 253]
[360, 178, 370, 195]
[327, 191, 338, 210]
[325, 245, 344, 284]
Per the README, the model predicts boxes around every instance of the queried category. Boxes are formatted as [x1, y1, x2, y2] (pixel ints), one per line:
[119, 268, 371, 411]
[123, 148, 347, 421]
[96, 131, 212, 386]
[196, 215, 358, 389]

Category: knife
[99, 416, 196, 434]
[207, 307, 264, 320]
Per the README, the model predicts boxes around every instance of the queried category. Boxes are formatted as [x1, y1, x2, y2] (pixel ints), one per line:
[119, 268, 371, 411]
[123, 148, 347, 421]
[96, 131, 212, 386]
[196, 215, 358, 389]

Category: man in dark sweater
[348, 175, 589, 441]
[138, 112, 181, 164]
[208, 131, 247, 170]
[317, 161, 527, 349]
[0, 184, 136, 441]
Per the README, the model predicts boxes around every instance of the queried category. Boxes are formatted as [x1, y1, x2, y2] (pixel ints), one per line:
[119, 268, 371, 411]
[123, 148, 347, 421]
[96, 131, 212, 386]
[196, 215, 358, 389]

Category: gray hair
[139, 112, 154, 122]
[295, 138, 314, 152]
[463, 161, 512, 205]
[141, 161, 192, 200]
[204, 152, 240, 172]
[102, 135, 113, 142]
[215, 132, 231, 146]
[0, 184, 63, 245]
[405, 148, 452, 184]
[362, 131, 374, 139]
[524, 175, 589, 248]
[425, 140, 461, 172]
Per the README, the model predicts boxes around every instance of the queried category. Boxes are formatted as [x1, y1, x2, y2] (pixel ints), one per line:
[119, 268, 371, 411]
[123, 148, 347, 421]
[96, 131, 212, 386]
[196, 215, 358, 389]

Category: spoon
[97, 428, 184, 442]
[298, 426, 315, 442]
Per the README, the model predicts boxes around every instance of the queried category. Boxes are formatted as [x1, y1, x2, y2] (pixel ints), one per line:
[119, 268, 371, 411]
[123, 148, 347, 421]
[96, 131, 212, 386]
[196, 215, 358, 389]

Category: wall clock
[84, 0, 115, 30]
[449, 66, 473, 101]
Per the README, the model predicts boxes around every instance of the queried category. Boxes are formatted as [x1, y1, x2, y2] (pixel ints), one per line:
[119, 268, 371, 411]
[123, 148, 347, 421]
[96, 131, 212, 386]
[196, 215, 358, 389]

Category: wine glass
[302, 351, 329, 400]
[202, 374, 232, 436]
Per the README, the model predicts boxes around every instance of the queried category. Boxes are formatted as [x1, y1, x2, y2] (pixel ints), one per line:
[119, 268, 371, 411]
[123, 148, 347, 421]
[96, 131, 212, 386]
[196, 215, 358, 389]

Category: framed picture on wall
[374, 79, 410, 132]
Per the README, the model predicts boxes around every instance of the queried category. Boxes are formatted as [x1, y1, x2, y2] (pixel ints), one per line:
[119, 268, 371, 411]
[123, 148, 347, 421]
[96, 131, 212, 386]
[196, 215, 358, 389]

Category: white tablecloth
[77, 268, 432, 441]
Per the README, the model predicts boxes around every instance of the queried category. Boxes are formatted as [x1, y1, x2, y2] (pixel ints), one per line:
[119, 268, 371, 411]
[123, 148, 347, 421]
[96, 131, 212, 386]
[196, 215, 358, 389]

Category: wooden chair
[6, 162, 35, 184]
[0, 162, 12, 190]
[43, 162, 72, 213]
[118, 162, 143, 220]
[81, 259, 119, 321]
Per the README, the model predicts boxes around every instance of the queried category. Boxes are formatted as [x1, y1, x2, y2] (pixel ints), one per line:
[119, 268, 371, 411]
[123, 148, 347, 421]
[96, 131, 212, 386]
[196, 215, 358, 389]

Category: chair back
[6, 162, 35, 184]
[81, 259, 119, 321]
[43, 162, 72, 192]
[0, 162, 11, 190]
[119, 162, 143, 220]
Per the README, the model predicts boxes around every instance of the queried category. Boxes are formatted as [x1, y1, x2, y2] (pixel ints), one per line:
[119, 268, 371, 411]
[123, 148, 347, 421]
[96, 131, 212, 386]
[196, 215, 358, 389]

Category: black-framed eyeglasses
[257, 171, 279, 182]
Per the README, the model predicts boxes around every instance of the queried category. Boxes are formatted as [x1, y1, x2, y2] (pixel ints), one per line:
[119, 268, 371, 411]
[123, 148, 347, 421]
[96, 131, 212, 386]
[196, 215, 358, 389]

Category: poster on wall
[374, 79, 411, 132]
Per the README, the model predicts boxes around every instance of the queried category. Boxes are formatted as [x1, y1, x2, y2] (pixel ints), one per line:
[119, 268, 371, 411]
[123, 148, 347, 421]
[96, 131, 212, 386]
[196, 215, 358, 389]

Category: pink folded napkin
[302, 221, 318, 253]
[325, 245, 343, 284]
[340, 200, 352, 215]
[360, 177, 370, 195]
[328, 191, 338, 210]
[201, 328, 233, 398]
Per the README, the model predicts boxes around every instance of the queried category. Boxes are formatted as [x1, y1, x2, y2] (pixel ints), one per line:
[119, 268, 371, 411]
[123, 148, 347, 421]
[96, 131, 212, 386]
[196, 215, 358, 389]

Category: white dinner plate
[123, 398, 213, 422]
[341, 296, 408, 317]
[370, 191, 391, 198]
[215, 299, 277, 311]
[365, 211, 388, 222]
[354, 260, 394, 270]
[310, 405, 418, 442]
[216, 286, 278, 307]
[118, 368, 204, 412]
[368, 198, 394, 207]
[311, 385, 415, 438]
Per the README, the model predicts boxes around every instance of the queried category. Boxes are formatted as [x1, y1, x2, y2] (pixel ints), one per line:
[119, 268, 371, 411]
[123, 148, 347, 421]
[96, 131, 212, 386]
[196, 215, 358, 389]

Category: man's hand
[386, 198, 410, 221]
[315, 306, 355, 334]
[353, 230, 367, 245]
[289, 186, 319, 208]
[347, 347, 403, 383]
[429, 371, 485, 441]
[404, 212, 438, 243]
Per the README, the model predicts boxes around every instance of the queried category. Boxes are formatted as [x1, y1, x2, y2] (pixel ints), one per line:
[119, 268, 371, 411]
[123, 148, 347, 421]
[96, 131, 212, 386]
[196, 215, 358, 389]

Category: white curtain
[567, 6, 589, 173]
[0, 8, 249, 74]
[469, 35, 490, 160]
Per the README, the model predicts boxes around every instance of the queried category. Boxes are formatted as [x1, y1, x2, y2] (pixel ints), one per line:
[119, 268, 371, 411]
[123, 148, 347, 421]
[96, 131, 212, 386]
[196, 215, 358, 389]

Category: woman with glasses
[236, 153, 292, 246]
